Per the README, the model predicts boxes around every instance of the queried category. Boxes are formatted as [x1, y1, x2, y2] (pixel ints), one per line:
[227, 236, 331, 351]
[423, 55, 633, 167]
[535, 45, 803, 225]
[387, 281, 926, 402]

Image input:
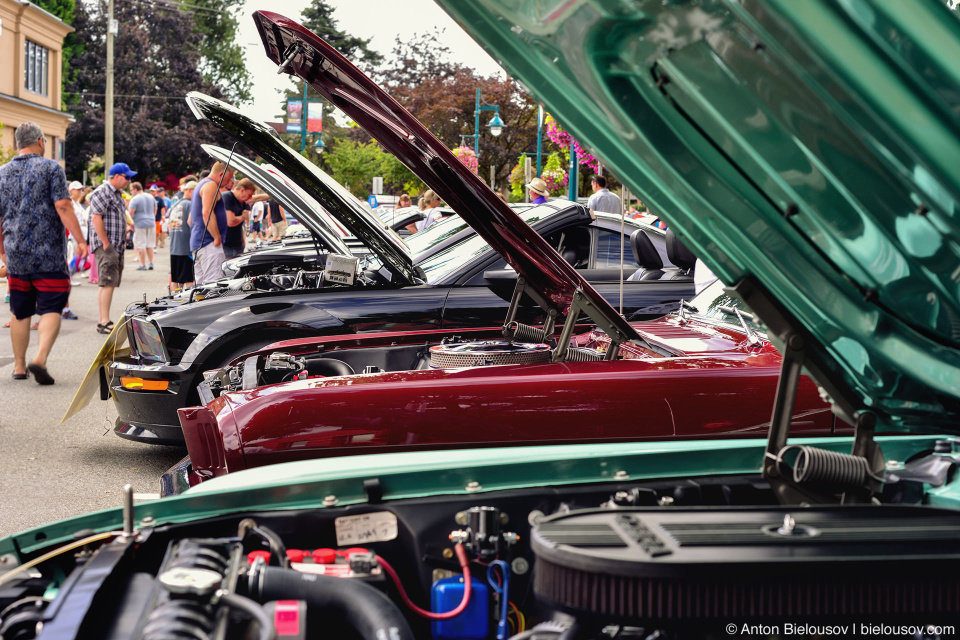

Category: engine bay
[2, 468, 959, 640]
[199, 327, 665, 402]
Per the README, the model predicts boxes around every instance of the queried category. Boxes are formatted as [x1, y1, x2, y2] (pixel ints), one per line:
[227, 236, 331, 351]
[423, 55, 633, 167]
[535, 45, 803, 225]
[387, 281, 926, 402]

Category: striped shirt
[88, 182, 127, 253]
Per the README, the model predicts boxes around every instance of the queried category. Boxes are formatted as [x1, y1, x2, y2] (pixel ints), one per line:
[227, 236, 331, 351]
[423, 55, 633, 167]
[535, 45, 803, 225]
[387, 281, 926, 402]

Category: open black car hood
[186, 92, 418, 286]
[252, 10, 641, 340]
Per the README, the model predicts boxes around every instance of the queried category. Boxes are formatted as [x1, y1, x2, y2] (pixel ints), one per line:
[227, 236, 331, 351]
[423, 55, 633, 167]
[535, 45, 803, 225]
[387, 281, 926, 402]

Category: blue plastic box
[430, 577, 489, 640]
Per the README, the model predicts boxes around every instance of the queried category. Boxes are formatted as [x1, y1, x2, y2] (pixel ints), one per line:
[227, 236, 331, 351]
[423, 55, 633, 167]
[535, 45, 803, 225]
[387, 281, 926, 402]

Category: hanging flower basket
[452, 145, 479, 174]
[544, 115, 601, 172]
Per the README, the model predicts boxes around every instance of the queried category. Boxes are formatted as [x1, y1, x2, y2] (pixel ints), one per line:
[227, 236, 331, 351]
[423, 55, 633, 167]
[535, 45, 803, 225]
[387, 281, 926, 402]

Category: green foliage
[63, 0, 238, 180]
[325, 140, 387, 197]
[380, 153, 423, 195]
[0, 124, 16, 165]
[187, 0, 253, 103]
[509, 155, 526, 201]
[543, 153, 563, 174]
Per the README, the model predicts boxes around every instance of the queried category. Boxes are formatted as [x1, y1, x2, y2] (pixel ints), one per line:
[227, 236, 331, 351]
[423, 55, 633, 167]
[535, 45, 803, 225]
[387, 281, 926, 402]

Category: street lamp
[314, 135, 325, 153]
[487, 112, 504, 138]
[461, 88, 505, 159]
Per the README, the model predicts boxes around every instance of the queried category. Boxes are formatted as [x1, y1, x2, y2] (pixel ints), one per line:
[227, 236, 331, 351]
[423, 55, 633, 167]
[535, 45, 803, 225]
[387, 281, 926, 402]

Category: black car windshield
[417, 207, 560, 284]
[688, 280, 765, 335]
[406, 203, 535, 258]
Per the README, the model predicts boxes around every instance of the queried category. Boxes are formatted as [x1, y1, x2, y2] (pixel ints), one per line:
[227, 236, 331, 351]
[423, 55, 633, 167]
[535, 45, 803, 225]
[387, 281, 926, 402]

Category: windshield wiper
[719, 305, 762, 347]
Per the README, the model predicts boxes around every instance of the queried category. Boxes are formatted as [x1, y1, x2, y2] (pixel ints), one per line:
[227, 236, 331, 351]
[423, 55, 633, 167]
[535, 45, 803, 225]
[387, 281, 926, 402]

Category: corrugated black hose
[249, 565, 415, 640]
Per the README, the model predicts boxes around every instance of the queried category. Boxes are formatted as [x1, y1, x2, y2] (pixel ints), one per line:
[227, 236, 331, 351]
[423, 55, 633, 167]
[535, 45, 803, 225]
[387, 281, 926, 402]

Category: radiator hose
[249, 566, 415, 640]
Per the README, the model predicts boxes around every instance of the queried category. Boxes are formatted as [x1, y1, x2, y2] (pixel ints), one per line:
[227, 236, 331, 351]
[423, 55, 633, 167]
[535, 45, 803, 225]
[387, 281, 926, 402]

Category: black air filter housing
[531, 506, 960, 621]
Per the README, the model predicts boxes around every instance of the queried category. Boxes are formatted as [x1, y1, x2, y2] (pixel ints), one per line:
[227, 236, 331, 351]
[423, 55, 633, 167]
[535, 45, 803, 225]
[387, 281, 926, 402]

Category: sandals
[12, 371, 27, 380]
[96, 321, 115, 334]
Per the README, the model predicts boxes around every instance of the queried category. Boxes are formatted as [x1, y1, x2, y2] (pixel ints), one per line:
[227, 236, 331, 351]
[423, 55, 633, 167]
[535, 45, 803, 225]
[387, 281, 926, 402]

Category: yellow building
[0, 0, 74, 167]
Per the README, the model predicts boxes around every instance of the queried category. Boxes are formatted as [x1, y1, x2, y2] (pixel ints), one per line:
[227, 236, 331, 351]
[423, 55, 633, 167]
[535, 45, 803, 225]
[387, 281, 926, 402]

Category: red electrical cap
[344, 547, 369, 558]
[286, 549, 307, 563]
[312, 548, 337, 564]
[247, 550, 271, 564]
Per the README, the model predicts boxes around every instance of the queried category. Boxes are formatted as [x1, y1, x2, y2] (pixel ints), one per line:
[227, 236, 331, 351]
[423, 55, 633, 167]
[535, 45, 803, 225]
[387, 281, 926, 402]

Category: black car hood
[253, 11, 641, 340]
[186, 92, 418, 286]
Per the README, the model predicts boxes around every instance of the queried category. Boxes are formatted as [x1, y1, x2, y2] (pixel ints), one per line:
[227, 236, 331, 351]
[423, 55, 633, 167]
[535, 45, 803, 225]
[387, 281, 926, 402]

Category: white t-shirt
[416, 207, 445, 232]
[72, 199, 88, 241]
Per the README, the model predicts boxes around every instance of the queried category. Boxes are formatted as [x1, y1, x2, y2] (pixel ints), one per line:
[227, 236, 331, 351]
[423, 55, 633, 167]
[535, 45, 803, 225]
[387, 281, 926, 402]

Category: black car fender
[180, 301, 349, 368]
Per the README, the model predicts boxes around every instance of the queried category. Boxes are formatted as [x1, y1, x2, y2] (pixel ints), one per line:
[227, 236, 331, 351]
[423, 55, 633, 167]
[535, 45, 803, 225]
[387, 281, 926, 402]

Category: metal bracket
[553, 290, 624, 362]
[277, 42, 304, 75]
[501, 276, 557, 337]
[735, 275, 885, 505]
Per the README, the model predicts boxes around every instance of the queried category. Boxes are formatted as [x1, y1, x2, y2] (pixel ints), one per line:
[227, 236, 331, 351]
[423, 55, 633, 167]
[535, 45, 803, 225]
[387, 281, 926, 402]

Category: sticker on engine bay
[324, 254, 359, 285]
[335, 512, 398, 546]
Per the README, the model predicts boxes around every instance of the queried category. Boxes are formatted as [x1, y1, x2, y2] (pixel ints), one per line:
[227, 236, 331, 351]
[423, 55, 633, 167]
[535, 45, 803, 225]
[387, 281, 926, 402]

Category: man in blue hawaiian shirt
[0, 122, 87, 384]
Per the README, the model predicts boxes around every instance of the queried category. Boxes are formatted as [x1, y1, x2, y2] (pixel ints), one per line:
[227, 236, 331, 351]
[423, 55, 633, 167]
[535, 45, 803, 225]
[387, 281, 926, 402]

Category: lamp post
[536, 105, 544, 177]
[460, 88, 504, 159]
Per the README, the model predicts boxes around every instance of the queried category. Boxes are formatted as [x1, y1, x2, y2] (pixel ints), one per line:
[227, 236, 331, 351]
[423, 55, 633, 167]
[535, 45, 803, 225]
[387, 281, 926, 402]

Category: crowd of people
[1, 119, 653, 386]
[0, 122, 290, 384]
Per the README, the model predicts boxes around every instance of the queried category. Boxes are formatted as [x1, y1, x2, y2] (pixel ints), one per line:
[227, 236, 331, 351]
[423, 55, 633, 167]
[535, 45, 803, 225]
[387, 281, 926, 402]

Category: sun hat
[526, 177, 549, 197]
[68, 181, 83, 190]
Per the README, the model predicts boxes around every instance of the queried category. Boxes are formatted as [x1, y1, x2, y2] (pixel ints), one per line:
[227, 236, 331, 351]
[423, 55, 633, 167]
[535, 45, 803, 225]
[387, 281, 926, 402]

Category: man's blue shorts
[7, 272, 70, 320]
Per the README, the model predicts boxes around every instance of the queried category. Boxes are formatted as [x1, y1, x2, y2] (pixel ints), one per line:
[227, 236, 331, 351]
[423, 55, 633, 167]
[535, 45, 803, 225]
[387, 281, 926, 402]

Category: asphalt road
[0, 247, 187, 537]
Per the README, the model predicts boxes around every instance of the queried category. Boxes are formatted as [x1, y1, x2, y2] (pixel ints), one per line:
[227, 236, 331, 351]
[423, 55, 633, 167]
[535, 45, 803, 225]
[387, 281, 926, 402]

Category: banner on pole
[286, 100, 303, 133]
[307, 102, 323, 133]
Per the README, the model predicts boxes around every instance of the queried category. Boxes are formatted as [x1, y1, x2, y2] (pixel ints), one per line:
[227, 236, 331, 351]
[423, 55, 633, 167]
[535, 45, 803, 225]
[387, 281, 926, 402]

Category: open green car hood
[435, 0, 960, 434]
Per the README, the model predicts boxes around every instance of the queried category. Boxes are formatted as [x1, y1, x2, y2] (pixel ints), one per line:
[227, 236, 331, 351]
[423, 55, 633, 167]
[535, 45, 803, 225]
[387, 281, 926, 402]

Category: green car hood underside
[435, 0, 960, 434]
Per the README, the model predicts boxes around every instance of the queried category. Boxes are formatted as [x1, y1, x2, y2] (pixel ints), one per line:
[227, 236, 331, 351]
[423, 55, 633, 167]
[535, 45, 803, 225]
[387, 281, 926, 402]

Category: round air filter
[429, 341, 551, 369]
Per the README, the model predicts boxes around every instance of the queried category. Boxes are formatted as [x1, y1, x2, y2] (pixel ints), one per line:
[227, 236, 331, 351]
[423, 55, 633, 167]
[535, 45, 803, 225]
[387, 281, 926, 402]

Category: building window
[24, 41, 49, 96]
[57, 138, 65, 161]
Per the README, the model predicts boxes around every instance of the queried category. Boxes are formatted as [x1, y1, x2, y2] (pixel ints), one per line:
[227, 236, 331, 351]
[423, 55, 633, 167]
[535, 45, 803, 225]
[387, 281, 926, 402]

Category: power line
[66, 92, 189, 100]
[122, 0, 222, 15]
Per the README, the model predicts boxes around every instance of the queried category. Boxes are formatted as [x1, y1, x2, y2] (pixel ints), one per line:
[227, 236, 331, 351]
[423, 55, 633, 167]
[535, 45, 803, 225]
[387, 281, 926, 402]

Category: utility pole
[105, 0, 116, 177]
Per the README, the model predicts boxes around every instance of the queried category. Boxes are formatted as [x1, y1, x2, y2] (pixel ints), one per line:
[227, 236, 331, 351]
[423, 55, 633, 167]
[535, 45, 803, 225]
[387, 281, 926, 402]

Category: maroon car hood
[253, 11, 638, 339]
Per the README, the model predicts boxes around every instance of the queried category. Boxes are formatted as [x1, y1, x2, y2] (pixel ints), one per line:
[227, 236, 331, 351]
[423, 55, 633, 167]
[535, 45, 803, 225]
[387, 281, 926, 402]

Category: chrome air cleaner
[429, 341, 551, 368]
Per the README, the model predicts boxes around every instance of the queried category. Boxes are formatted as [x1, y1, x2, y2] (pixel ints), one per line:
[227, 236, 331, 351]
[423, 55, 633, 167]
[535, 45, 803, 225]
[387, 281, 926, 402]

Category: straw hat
[526, 177, 549, 197]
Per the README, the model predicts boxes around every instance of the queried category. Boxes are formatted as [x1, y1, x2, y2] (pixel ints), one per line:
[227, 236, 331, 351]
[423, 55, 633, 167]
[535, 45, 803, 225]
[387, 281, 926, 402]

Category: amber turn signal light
[120, 377, 169, 391]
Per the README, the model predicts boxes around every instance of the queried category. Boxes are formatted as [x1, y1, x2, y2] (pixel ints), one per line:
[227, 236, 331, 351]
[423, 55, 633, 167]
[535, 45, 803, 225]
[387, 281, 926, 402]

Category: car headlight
[130, 316, 169, 363]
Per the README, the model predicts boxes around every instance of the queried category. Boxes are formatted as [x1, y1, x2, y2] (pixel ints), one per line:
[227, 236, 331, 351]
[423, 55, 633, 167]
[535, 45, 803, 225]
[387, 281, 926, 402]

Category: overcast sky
[237, 0, 506, 123]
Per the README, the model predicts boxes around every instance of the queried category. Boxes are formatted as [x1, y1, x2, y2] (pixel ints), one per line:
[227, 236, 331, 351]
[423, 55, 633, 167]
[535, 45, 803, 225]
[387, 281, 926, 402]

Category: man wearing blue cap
[89, 161, 136, 334]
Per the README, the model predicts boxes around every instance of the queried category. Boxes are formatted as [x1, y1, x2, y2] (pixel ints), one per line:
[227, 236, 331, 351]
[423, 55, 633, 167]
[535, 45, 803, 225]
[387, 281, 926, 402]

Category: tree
[187, 0, 254, 103]
[325, 140, 386, 197]
[63, 0, 235, 181]
[376, 32, 541, 195]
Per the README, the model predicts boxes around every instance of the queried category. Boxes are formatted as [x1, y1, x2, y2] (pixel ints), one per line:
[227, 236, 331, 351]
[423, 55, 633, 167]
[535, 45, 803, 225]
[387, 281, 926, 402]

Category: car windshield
[406, 203, 535, 258]
[687, 279, 765, 335]
[417, 207, 561, 284]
